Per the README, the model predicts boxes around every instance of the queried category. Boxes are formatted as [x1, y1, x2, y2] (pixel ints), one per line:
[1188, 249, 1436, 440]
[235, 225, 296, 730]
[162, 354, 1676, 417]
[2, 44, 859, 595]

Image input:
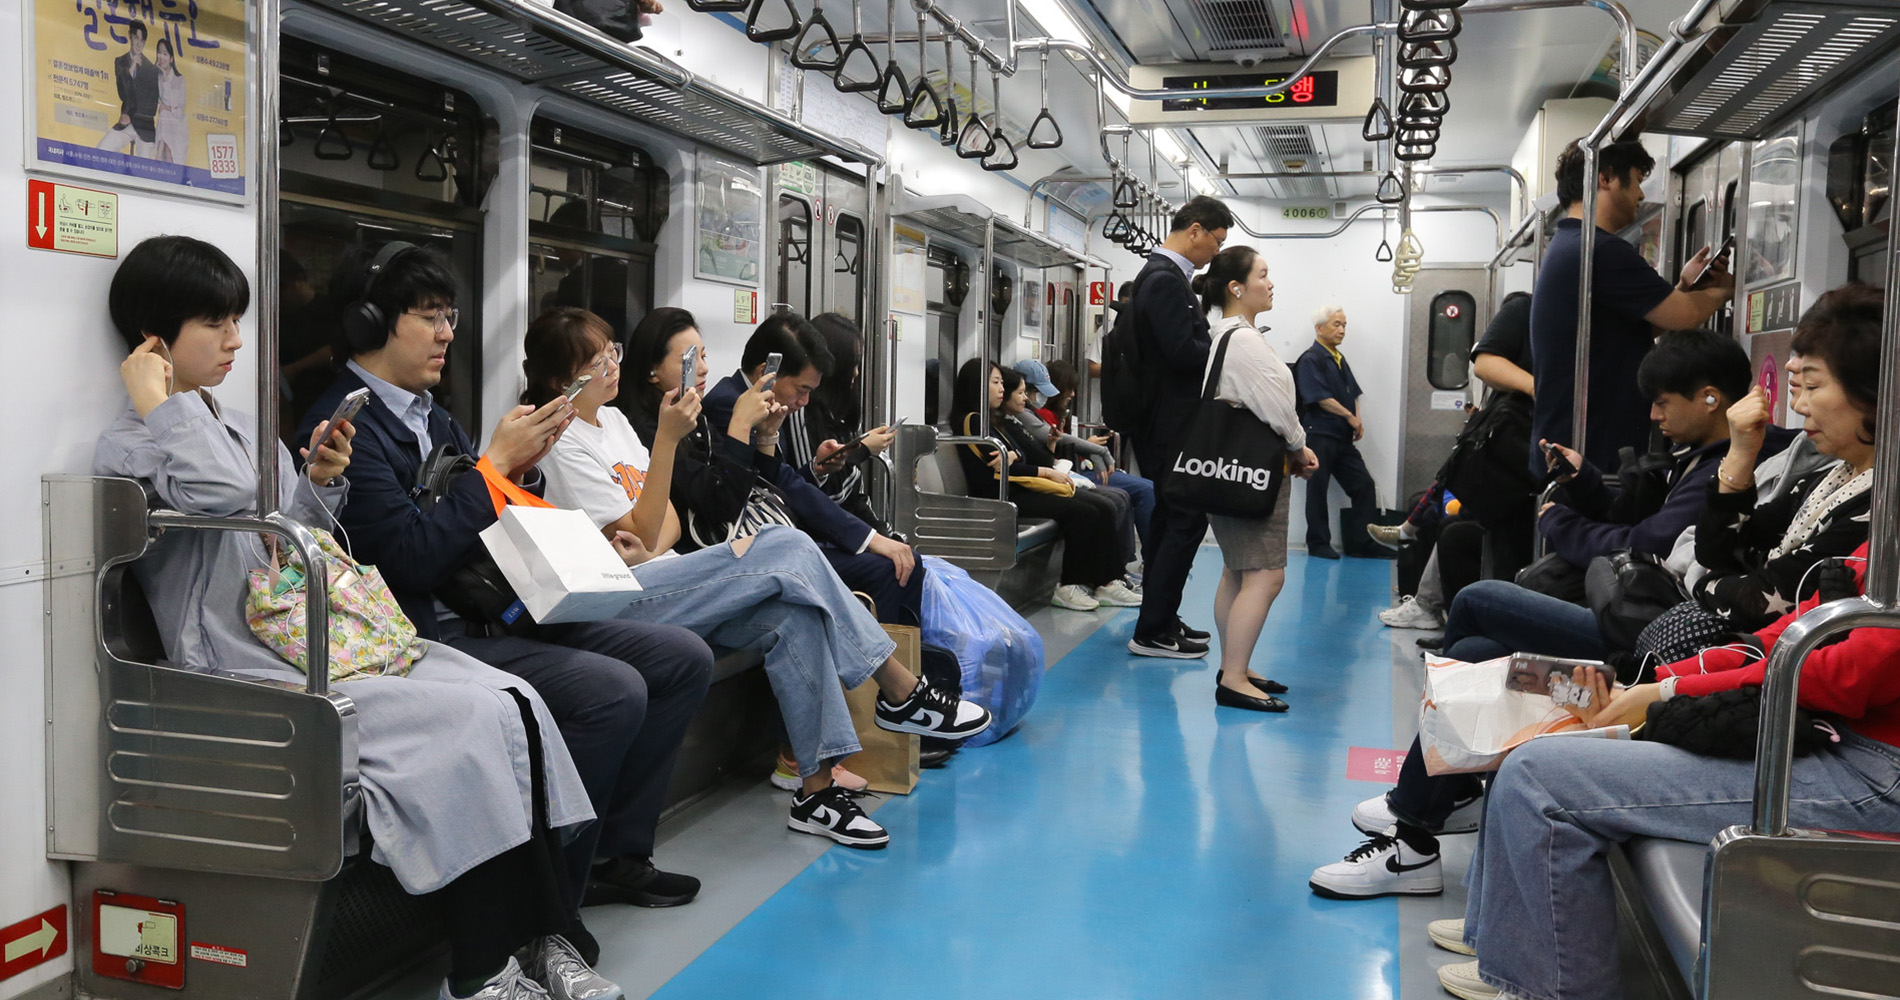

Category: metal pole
[979, 216, 994, 440]
[1461, 0, 1638, 91]
[1572, 143, 1599, 461]
[1870, 93, 1900, 608]
[255, 0, 282, 515]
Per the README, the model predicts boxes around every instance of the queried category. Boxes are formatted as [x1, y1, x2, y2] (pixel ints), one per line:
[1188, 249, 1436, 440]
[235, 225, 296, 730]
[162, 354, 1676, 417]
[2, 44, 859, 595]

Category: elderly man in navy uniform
[1295, 306, 1378, 559]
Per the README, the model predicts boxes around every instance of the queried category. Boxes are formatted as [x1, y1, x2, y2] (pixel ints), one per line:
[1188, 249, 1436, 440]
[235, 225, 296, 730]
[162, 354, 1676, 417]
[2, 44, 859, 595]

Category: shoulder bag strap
[1201, 329, 1238, 400]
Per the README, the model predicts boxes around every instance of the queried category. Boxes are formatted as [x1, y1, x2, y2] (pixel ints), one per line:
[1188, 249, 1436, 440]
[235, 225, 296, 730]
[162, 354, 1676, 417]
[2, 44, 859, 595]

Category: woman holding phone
[532, 307, 991, 847]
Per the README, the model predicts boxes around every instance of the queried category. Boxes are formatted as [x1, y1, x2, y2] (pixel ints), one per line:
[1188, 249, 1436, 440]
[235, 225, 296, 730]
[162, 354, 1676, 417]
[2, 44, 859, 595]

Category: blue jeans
[1466, 733, 1900, 1000]
[1442, 579, 1606, 663]
[1085, 469, 1156, 550]
[618, 525, 896, 778]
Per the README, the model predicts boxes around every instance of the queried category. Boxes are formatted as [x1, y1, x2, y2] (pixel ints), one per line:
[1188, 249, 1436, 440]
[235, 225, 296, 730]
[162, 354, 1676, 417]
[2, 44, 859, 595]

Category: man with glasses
[1125, 195, 1234, 659]
[297, 244, 715, 959]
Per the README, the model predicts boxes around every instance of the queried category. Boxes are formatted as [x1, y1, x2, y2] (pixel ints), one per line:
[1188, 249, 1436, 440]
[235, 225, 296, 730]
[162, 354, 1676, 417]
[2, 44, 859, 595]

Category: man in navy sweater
[1125, 196, 1233, 659]
[1294, 306, 1378, 559]
[298, 243, 713, 927]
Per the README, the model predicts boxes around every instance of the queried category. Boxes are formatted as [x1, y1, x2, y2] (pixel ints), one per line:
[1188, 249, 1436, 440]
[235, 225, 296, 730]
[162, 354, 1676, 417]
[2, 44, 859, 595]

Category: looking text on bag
[1171, 453, 1275, 491]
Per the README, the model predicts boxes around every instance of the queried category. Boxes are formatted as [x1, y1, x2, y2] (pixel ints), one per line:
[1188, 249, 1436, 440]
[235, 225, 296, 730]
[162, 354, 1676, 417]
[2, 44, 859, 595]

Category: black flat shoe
[1215, 683, 1289, 713]
[1217, 676, 1289, 695]
[1416, 635, 1447, 652]
[1309, 545, 1342, 560]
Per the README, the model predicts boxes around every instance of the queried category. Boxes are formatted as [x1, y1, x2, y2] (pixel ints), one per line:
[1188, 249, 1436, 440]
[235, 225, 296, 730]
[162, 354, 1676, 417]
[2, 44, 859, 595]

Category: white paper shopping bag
[1417, 655, 1583, 775]
[480, 506, 641, 623]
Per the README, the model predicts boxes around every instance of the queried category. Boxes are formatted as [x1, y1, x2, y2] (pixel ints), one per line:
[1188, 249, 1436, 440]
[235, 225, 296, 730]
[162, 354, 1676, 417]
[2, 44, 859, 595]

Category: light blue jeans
[616, 525, 896, 777]
[1465, 733, 1900, 1000]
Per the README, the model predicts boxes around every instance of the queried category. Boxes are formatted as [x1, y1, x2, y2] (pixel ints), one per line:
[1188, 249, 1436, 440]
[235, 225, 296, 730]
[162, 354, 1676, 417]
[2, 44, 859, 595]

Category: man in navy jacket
[1126, 196, 1233, 659]
[297, 243, 713, 923]
[1294, 306, 1378, 559]
[699, 313, 924, 624]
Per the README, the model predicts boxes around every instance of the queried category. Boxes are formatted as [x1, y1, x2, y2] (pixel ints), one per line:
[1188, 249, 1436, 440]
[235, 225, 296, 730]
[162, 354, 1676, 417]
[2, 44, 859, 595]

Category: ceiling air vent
[1252, 125, 1329, 199]
[1187, 0, 1282, 52]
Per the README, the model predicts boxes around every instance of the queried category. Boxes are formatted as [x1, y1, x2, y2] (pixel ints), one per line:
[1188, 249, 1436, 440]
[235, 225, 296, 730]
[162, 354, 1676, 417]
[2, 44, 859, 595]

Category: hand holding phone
[562, 374, 594, 401]
[1541, 439, 1579, 482]
[310, 388, 371, 455]
[761, 351, 783, 391]
[1506, 654, 1607, 709]
[1687, 237, 1735, 290]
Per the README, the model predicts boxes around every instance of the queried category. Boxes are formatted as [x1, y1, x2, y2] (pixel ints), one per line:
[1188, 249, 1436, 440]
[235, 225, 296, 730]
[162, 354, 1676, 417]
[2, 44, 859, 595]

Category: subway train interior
[5, 0, 1900, 998]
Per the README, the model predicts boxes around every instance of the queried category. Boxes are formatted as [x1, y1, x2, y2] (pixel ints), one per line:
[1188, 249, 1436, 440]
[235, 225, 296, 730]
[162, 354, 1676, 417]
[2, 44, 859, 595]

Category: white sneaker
[1428, 917, 1477, 956]
[527, 936, 622, 1000]
[1093, 580, 1143, 607]
[1436, 961, 1501, 1000]
[1351, 793, 1482, 836]
[1308, 833, 1443, 899]
[1052, 584, 1101, 610]
[1378, 595, 1444, 629]
[438, 958, 551, 1000]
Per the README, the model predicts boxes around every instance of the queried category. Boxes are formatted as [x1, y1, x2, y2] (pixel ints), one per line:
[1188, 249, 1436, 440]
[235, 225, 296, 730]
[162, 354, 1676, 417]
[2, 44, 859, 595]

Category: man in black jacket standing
[1126, 196, 1233, 659]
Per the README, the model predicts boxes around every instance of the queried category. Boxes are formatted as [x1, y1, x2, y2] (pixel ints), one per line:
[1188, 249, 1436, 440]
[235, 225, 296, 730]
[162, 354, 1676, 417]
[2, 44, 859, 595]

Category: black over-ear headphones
[340, 241, 419, 355]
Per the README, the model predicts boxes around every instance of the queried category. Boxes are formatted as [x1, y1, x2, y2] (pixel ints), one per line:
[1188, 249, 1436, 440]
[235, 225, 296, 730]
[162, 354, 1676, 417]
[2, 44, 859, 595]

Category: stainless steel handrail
[934, 434, 1010, 502]
[257, 0, 283, 515]
[1463, 0, 1639, 91]
[1216, 165, 1532, 226]
[146, 510, 334, 696]
[1229, 202, 1504, 245]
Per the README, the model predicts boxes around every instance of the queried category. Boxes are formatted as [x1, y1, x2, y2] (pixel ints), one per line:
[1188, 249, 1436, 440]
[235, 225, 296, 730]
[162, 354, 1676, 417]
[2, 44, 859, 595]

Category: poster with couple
[29, 0, 249, 201]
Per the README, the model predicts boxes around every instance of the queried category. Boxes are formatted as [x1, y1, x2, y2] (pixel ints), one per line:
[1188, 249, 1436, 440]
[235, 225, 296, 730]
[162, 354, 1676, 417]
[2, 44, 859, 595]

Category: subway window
[778, 195, 812, 316]
[832, 213, 865, 322]
[1426, 291, 1476, 391]
[528, 119, 667, 341]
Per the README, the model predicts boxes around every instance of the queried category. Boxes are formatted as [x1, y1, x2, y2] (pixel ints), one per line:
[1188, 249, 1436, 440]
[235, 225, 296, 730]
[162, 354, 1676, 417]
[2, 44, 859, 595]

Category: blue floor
[653, 549, 1406, 1000]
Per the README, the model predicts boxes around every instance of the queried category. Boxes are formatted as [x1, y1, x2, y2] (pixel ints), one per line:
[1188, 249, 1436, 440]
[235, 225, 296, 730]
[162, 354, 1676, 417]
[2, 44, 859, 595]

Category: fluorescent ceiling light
[1151, 129, 1188, 165]
[1188, 165, 1216, 195]
[1017, 0, 1092, 48]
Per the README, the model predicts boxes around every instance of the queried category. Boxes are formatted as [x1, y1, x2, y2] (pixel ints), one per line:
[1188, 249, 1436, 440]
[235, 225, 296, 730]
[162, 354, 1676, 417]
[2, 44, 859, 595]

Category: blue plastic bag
[920, 555, 1044, 746]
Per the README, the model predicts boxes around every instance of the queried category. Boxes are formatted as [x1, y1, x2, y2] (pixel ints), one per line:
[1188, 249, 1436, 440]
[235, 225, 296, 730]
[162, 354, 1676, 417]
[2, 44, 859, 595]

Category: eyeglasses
[404, 308, 460, 333]
[586, 343, 624, 375]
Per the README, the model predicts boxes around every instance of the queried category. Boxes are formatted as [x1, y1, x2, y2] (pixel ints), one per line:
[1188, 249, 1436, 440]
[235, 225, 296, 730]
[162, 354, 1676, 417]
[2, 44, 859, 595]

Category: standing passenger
[297, 242, 715, 919]
[1125, 196, 1235, 659]
[1194, 248, 1317, 712]
[1295, 306, 1378, 559]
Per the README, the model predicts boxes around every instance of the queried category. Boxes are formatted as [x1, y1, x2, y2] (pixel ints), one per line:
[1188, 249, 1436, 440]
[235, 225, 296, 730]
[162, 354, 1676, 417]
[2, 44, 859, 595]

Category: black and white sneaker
[1308, 833, 1443, 899]
[1128, 629, 1210, 659]
[874, 676, 993, 739]
[1176, 619, 1211, 643]
[788, 786, 890, 849]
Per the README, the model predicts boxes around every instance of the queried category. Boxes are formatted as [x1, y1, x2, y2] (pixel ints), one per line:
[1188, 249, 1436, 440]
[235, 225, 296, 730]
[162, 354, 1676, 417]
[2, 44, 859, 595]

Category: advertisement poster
[31, 0, 249, 200]
[695, 152, 762, 286]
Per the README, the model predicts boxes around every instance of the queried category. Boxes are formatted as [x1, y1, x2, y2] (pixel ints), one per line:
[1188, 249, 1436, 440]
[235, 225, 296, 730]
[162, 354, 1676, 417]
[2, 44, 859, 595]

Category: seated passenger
[527, 307, 990, 846]
[1640, 284, 1882, 662]
[782, 312, 898, 534]
[1014, 357, 1156, 552]
[998, 365, 1145, 602]
[950, 359, 1132, 612]
[649, 310, 924, 626]
[93, 236, 614, 1000]
[295, 242, 714, 914]
[1446, 542, 1900, 1000]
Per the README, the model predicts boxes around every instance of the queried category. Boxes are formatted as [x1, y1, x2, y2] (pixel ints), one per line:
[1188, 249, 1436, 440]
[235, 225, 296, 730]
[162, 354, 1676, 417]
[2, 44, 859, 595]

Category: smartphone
[310, 387, 370, 454]
[1506, 653, 1607, 709]
[760, 351, 784, 391]
[562, 374, 594, 401]
[1688, 236, 1736, 289]
[1542, 440, 1578, 481]
[679, 344, 700, 394]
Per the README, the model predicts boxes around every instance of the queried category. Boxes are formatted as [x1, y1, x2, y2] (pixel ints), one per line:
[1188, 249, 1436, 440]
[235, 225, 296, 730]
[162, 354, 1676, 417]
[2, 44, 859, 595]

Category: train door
[1398, 266, 1488, 502]
[277, 38, 492, 440]
[821, 170, 870, 325]
[776, 186, 814, 317]
[923, 246, 969, 425]
[525, 120, 665, 344]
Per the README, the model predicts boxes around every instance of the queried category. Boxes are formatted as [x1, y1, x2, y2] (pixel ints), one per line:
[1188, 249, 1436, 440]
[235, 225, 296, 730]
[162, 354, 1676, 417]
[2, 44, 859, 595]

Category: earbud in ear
[1705, 395, 1717, 405]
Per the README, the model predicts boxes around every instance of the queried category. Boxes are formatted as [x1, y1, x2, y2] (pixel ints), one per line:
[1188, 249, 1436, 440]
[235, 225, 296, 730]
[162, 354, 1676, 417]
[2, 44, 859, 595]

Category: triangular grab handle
[981, 132, 1019, 172]
[957, 116, 995, 159]
[1376, 171, 1406, 204]
[876, 62, 910, 114]
[1376, 238, 1395, 262]
[745, 0, 801, 44]
[686, 0, 751, 11]
[1026, 108, 1063, 149]
[367, 127, 400, 170]
[1362, 98, 1394, 142]
[904, 80, 945, 130]
[834, 37, 880, 92]
[790, 6, 845, 71]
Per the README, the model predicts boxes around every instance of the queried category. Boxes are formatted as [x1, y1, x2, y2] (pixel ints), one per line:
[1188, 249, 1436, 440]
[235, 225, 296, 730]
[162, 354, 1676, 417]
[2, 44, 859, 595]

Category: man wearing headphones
[296, 243, 715, 941]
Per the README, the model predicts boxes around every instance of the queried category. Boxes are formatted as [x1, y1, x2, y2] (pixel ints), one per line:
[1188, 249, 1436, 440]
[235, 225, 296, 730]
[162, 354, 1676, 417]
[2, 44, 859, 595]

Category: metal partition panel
[891, 425, 1018, 571]
[45, 477, 358, 880]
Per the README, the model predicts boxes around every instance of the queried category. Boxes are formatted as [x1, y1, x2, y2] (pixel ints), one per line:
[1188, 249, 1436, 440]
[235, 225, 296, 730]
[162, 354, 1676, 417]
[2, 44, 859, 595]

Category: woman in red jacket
[1442, 542, 1900, 1000]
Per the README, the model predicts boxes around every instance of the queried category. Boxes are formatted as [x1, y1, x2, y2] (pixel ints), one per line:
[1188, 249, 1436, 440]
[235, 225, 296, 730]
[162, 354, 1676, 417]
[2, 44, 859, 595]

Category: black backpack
[414, 445, 538, 636]
[1436, 393, 1536, 524]
[1098, 271, 1159, 435]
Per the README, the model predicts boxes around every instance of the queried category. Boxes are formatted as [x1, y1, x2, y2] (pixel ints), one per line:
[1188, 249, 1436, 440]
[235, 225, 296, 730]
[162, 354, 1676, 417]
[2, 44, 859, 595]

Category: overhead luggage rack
[895, 189, 1085, 270]
[1619, 0, 1900, 142]
[298, 0, 881, 165]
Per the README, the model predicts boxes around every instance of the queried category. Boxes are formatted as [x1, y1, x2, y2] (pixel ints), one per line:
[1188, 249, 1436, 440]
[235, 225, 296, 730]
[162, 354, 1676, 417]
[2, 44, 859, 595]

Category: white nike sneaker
[1308, 833, 1443, 899]
[1428, 917, 1477, 956]
[787, 785, 889, 849]
[1351, 793, 1482, 836]
[1436, 961, 1502, 1000]
[1378, 595, 1445, 629]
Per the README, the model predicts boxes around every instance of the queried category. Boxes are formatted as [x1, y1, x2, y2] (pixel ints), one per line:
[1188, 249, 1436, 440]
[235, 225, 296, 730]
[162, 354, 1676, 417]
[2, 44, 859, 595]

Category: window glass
[1426, 291, 1477, 390]
[832, 214, 864, 322]
[778, 196, 813, 316]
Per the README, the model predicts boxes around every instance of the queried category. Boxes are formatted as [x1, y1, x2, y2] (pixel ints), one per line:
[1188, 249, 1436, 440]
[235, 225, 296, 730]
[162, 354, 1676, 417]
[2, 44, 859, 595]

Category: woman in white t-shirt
[531, 308, 991, 849]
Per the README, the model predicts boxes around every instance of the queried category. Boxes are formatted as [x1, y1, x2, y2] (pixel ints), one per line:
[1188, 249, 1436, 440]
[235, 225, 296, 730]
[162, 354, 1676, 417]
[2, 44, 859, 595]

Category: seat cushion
[1017, 518, 1059, 553]
[1626, 836, 1706, 982]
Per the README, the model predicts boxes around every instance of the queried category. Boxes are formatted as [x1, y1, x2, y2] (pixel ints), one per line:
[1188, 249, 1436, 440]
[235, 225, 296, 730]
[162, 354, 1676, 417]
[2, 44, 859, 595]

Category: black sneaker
[1128, 631, 1210, 659]
[874, 676, 993, 738]
[1175, 619, 1211, 643]
[583, 857, 700, 908]
[788, 786, 890, 849]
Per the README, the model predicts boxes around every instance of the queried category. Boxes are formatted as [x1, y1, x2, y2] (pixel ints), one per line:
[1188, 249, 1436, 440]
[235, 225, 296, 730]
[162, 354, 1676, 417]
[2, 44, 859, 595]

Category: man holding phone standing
[1531, 139, 1738, 475]
[298, 243, 714, 937]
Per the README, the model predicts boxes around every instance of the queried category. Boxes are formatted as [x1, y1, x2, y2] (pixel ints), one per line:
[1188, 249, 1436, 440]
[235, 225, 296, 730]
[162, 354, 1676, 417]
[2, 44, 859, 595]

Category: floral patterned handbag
[244, 527, 424, 683]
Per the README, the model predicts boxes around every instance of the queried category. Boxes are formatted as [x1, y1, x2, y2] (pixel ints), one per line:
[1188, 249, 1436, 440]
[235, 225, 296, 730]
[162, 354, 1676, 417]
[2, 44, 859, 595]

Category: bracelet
[1716, 464, 1751, 489]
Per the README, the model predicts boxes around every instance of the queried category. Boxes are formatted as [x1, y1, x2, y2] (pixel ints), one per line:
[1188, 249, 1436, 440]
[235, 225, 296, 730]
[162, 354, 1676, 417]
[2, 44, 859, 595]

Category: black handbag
[1515, 551, 1588, 605]
[1436, 394, 1536, 524]
[1586, 550, 1689, 654]
[414, 446, 538, 637]
[1161, 330, 1288, 518]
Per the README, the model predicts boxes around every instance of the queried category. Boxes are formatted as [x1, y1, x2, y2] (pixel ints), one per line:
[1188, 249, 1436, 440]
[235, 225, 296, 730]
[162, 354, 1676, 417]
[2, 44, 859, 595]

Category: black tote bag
[1161, 330, 1288, 518]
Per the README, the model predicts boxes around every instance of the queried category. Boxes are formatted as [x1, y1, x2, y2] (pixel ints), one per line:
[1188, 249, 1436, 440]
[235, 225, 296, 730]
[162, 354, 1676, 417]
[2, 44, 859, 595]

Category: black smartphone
[1542, 440, 1578, 480]
[310, 387, 370, 454]
[1689, 236, 1735, 289]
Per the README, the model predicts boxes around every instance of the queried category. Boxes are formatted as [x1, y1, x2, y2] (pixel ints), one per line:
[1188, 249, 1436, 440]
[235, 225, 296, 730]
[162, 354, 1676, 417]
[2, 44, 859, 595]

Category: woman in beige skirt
[1192, 247, 1317, 713]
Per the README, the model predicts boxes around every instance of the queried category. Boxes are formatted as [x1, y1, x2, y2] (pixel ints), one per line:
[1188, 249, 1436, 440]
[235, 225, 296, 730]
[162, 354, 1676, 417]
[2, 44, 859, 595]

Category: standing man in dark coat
[1126, 196, 1233, 659]
[98, 20, 159, 157]
[1295, 306, 1377, 559]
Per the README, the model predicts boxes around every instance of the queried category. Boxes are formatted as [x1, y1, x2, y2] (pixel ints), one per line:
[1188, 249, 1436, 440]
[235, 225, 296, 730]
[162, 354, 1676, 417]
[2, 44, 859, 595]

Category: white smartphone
[562, 374, 594, 400]
[761, 351, 783, 390]
[310, 387, 370, 454]
[680, 344, 700, 393]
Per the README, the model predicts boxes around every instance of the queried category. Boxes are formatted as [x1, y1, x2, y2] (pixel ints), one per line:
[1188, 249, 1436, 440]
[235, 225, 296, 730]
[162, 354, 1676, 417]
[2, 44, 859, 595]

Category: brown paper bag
[840, 624, 922, 794]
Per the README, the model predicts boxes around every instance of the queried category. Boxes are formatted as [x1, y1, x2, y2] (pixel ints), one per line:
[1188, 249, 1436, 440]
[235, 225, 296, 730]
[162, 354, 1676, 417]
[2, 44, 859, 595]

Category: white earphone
[1705, 394, 1717, 405]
